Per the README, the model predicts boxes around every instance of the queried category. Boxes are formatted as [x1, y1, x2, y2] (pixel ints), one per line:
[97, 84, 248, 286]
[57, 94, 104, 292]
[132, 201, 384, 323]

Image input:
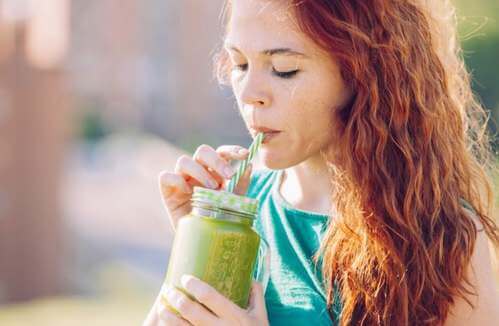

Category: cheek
[282, 81, 301, 102]
[295, 97, 335, 141]
[282, 73, 334, 111]
[284, 105, 332, 145]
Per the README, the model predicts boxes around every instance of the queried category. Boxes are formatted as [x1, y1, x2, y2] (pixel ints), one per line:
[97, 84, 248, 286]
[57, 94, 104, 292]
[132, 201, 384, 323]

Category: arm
[444, 216, 499, 325]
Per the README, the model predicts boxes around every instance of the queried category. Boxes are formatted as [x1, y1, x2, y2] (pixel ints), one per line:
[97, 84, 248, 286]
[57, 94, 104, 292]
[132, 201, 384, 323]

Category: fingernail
[166, 287, 180, 307]
[224, 165, 235, 178]
[238, 148, 249, 155]
[181, 275, 196, 291]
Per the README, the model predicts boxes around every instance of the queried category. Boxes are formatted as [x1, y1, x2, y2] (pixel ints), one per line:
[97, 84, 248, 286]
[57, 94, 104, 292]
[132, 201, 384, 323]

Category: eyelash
[232, 63, 299, 79]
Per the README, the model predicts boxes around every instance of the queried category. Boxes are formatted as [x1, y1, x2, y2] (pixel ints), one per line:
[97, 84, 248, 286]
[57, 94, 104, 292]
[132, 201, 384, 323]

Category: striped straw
[226, 132, 264, 193]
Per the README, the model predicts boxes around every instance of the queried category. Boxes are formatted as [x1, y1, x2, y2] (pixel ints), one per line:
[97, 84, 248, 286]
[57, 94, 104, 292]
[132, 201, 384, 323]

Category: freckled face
[225, 0, 352, 169]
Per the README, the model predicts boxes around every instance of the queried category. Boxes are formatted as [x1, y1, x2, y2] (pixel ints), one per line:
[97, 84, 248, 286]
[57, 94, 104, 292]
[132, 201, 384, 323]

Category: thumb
[234, 163, 253, 196]
[247, 281, 267, 315]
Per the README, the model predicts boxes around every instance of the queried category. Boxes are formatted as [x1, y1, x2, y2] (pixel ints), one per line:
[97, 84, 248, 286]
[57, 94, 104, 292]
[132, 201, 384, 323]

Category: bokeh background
[0, 1, 497, 325]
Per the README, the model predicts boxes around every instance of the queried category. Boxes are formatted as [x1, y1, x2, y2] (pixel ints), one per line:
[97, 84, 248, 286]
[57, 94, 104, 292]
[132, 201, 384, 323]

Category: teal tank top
[245, 168, 477, 325]
[246, 168, 342, 325]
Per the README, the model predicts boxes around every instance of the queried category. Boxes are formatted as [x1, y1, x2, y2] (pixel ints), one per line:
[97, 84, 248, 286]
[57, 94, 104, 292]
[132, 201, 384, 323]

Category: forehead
[230, 0, 295, 25]
[226, 0, 308, 52]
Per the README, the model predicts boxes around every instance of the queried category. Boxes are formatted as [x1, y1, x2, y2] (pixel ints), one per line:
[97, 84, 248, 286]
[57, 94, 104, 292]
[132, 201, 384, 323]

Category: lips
[251, 127, 278, 133]
[262, 131, 281, 144]
[249, 126, 281, 144]
[250, 126, 280, 135]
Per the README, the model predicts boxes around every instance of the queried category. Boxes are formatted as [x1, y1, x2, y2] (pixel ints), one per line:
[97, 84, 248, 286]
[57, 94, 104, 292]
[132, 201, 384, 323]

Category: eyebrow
[224, 43, 307, 57]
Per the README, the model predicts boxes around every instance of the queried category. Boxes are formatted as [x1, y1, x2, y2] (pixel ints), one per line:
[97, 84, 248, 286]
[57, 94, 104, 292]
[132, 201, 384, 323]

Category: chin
[256, 152, 292, 170]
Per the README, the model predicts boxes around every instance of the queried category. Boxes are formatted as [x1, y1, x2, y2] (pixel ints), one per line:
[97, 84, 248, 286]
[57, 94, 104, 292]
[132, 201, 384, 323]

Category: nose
[238, 69, 271, 108]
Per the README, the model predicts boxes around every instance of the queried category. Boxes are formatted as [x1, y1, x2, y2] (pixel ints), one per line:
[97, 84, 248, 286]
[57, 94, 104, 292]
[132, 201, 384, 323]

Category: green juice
[161, 187, 261, 312]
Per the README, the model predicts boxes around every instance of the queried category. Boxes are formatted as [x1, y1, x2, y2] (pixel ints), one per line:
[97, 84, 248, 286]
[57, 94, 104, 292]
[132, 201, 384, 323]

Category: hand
[144, 275, 269, 326]
[158, 144, 251, 231]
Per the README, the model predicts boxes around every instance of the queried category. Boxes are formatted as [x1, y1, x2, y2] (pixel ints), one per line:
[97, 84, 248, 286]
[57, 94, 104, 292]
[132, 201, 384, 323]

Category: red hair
[213, 0, 499, 325]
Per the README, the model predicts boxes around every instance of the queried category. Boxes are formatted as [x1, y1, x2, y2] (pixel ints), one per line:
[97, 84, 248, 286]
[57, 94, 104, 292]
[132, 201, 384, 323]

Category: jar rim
[191, 186, 259, 219]
[191, 205, 254, 224]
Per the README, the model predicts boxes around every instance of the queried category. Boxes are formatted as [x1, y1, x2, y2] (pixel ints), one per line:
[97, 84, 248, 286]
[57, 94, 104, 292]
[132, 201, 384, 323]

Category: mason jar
[161, 186, 270, 313]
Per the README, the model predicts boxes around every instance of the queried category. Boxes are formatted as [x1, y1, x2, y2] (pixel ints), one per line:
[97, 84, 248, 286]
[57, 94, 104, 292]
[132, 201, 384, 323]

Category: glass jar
[161, 186, 270, 312]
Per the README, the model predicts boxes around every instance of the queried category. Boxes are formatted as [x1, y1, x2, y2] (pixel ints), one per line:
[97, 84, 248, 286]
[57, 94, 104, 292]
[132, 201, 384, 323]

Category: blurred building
[0, 0, 249, 304]
[0, 0, 70, 302]
[68, 0, 247, 149]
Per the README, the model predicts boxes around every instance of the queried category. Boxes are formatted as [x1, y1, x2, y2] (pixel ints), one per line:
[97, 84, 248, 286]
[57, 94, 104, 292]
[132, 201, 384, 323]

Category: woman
[145, 0, 499, 325]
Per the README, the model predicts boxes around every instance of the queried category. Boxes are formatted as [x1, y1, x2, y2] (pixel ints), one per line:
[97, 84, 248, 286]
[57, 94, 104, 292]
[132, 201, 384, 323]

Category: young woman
[145, 0, 499, 325]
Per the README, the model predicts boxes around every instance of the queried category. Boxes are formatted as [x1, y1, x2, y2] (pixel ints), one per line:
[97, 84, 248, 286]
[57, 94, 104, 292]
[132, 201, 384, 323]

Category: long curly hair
[213, 0, 499, 325]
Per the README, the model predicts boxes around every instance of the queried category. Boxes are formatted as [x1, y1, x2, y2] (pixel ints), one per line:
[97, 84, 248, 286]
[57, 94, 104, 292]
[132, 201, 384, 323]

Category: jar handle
[252, 237, 270, 293]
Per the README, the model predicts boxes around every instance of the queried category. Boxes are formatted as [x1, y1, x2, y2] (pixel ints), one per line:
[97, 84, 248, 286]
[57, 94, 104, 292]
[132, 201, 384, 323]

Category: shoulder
[444, 208, 499, 325]
[459, 199, 484, 232]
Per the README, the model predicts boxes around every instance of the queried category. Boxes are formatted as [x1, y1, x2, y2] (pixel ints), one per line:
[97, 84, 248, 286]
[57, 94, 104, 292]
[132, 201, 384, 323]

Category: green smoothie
[161, 186, 261, 312]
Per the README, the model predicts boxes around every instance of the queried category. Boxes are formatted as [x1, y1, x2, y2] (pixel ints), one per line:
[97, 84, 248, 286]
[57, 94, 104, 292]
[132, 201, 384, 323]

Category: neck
[279, 152, 334, 216]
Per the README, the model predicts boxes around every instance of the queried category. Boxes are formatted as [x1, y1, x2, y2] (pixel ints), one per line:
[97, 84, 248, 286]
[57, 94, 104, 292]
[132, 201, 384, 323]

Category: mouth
[249, 126, 282, 144]
[261, 131, 281, 144]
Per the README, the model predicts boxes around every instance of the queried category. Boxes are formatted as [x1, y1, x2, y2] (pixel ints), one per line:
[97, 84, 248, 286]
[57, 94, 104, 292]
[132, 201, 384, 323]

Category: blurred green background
[0, 0, 497, 325]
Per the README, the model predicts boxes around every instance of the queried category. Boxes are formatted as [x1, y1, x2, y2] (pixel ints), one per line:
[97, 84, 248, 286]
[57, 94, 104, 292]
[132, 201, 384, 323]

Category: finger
[233, 163, 253, 195]
[247, 281, 268, 317]
[181, 275, 244, 321]
[143, 292, 162, 326]
[156, 298, 191, 326]
[157, 172, 193, 230]
[164, 286, 219, 325]
[158, 171, 193, 198]
[193, 144, 236, 182]
[216, 145, 250, 161]
[175, 155, 219, 190]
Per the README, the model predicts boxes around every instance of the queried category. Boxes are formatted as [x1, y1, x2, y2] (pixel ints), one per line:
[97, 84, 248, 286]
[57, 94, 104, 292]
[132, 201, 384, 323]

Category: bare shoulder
[444, 209, 499, 325]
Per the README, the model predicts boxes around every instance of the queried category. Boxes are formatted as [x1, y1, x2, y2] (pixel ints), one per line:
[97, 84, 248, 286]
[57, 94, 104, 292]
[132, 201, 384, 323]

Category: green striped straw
[226, 132, 264, 193]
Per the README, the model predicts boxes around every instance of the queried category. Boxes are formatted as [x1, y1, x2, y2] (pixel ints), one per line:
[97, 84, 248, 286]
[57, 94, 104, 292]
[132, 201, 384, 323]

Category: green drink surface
[164, 214, 260, 309]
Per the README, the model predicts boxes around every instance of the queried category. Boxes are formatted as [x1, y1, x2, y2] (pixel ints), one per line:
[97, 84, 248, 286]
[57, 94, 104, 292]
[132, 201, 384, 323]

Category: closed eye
[232, 63, 299, 79]
[273, 69, 299, 79]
